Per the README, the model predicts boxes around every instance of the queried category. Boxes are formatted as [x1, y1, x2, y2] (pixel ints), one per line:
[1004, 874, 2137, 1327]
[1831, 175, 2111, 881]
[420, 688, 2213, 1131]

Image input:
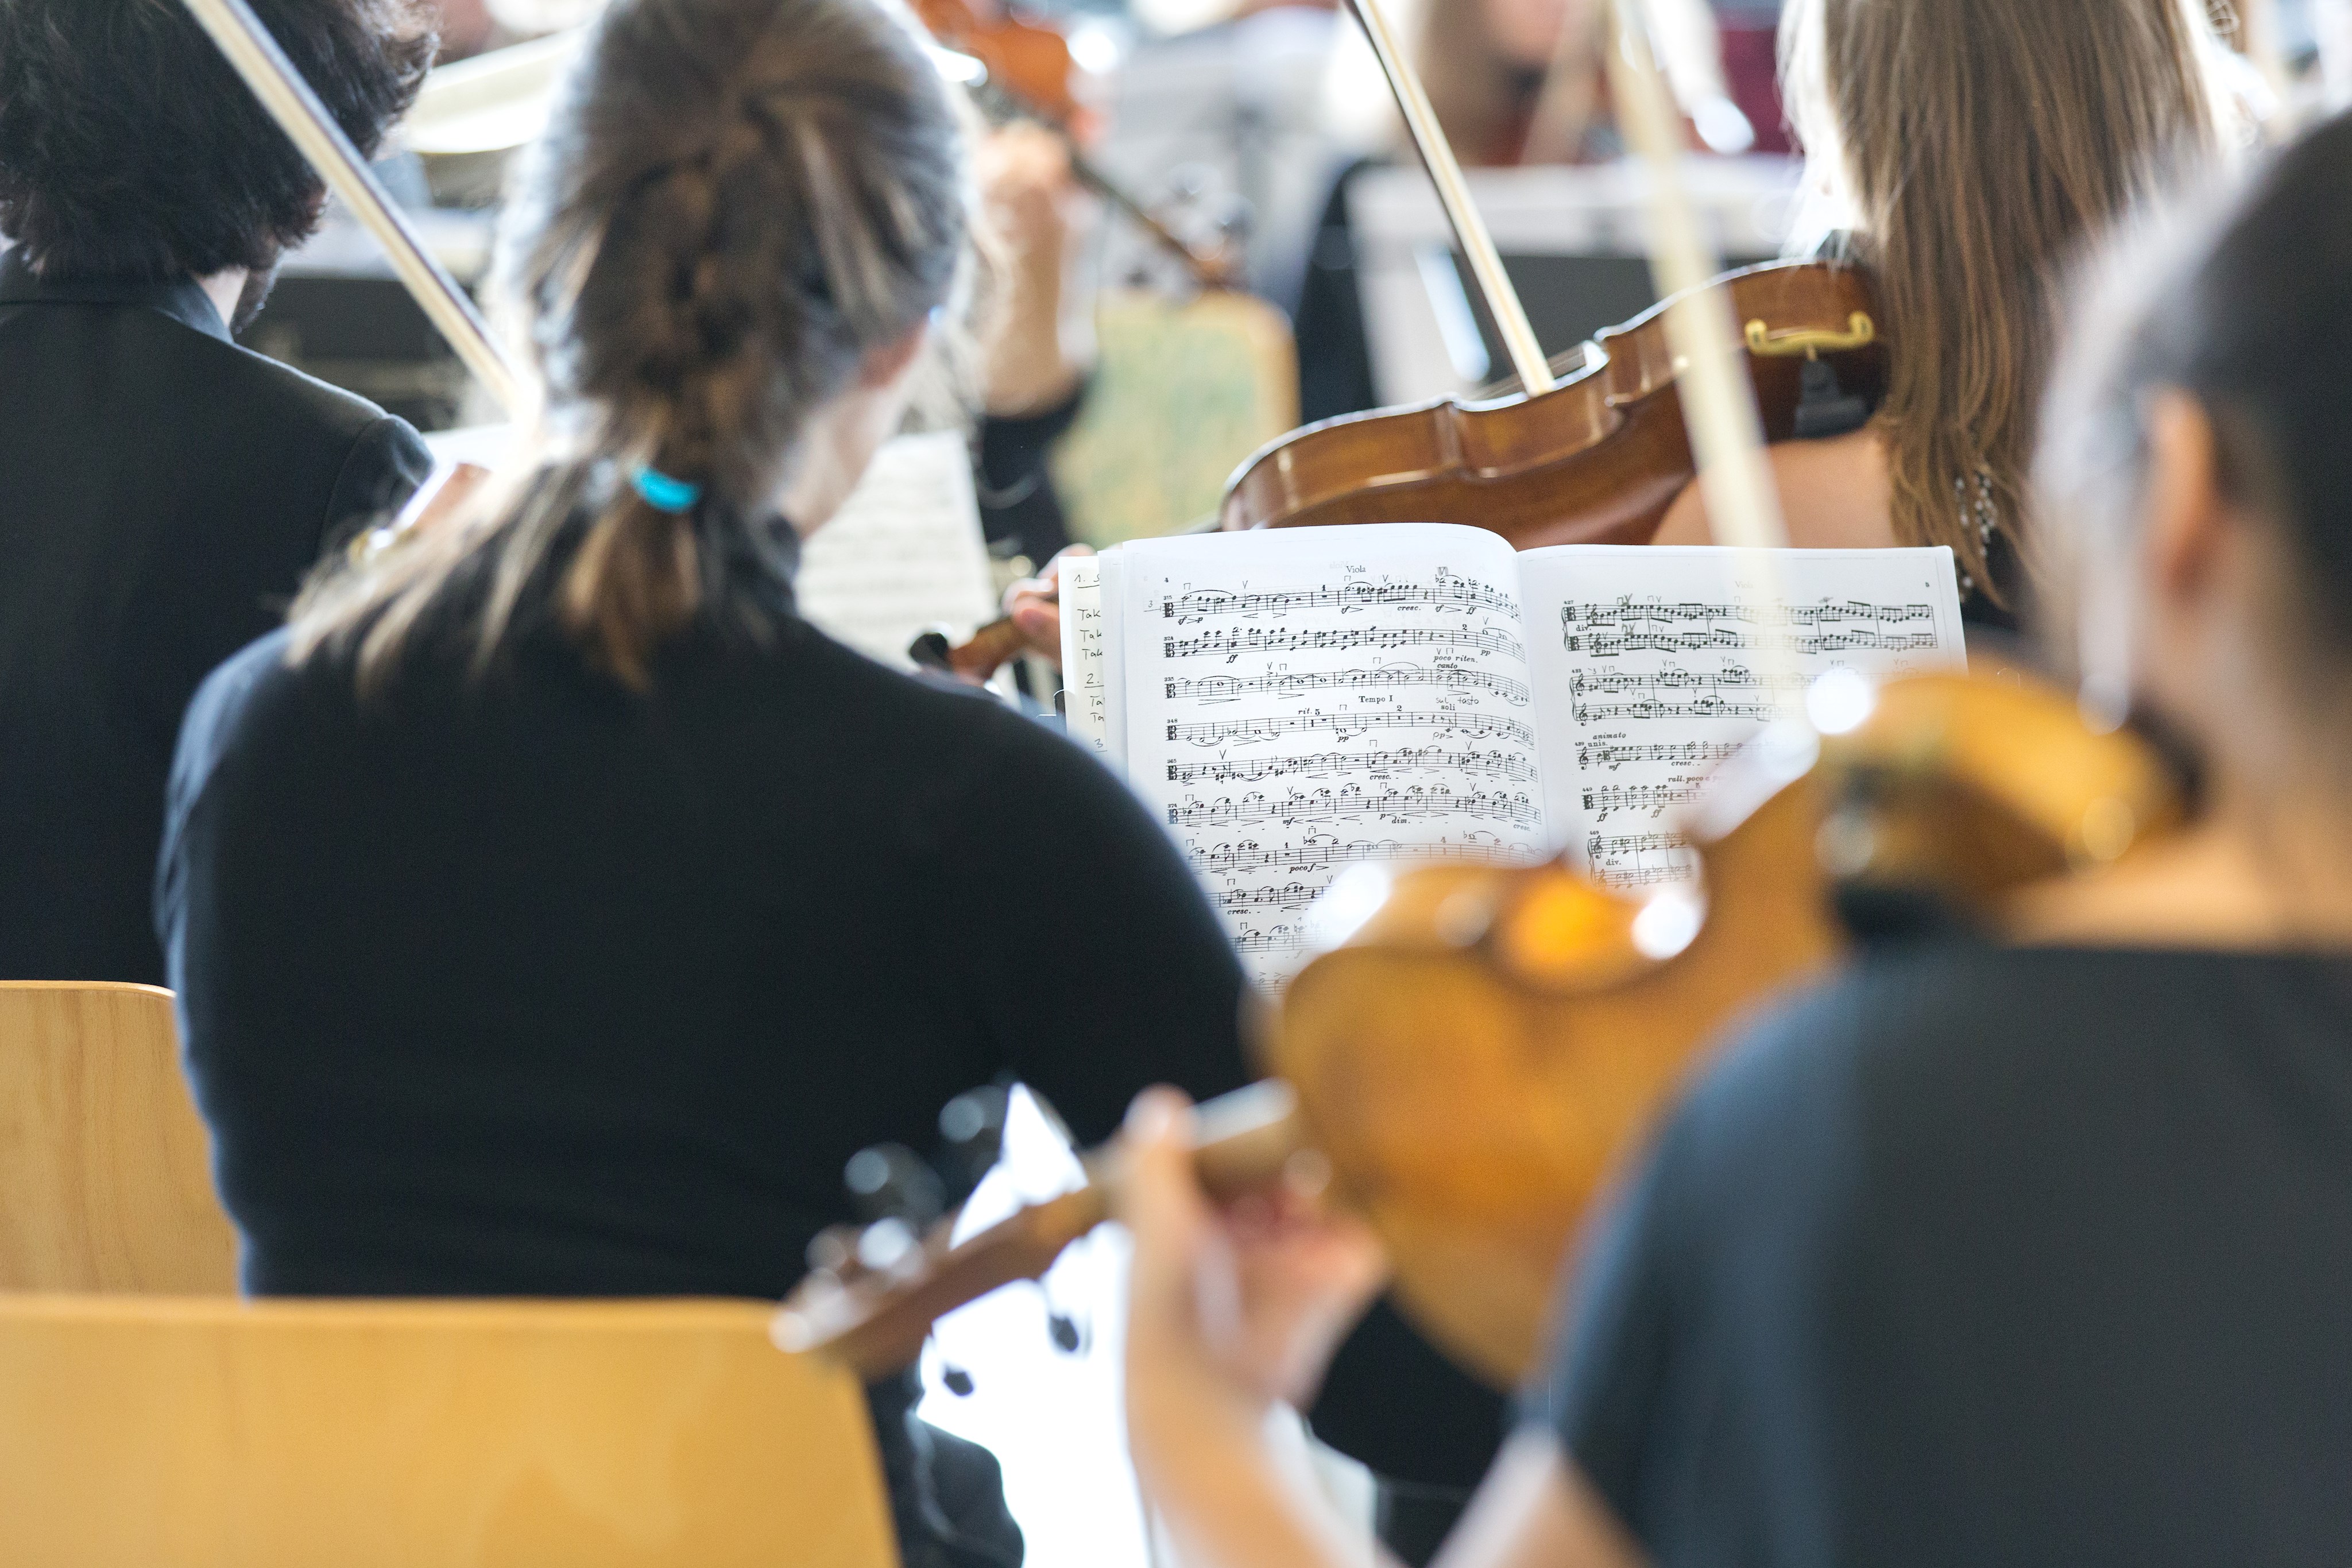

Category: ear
[856, 321, 930, 391]
[2141, 390, 2229, 613]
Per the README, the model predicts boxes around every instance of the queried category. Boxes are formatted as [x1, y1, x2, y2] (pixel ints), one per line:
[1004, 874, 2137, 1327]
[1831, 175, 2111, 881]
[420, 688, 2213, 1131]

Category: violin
[916, 0, 1240, 289]
[777, 671, 2186, 1385]
[929, 0, 1881, 677]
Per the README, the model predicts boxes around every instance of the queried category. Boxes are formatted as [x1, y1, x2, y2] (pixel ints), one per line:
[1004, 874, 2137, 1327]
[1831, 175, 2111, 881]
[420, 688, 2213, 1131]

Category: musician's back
[0, 0, 433, 986]
[158, 584, 1245, 1302]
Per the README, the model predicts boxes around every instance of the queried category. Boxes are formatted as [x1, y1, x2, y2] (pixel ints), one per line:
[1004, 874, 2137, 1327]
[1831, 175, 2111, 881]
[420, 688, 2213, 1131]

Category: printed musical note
[1186, 836, 1530, 877]
[1583, 829, 1698, 891]
[1165, 709, 1536, 748]
[1169, 748, 1537, 785]
[1574, 738, 1744, 772]
[1579, 780, 1703, 822]
[1233, 927, 1310, 955]
[1159, 571, 1519, 622]
[1561, 595, 1940, 659]
[1168, 787, 1540, 831]
[1565, 664, 1817, 724]
[1166, 664, 1529, 706]
[1521, 545, 1970, 899]
[1127, 526, 1549, 986]
[1214, 883, 1331, 914]
[1163, 624, 1525, 662]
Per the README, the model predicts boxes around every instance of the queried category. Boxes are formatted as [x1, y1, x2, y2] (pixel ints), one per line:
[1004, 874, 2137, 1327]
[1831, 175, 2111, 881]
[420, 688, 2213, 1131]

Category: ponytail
[288, 0, 969, 692]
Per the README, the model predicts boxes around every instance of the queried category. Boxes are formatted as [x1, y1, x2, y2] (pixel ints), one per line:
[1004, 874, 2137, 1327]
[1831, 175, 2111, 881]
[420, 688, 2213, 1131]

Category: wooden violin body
[1220, 258, 1886, 545]
[1267, 673, 2183, 1386]
[935, 259, 1886, 679]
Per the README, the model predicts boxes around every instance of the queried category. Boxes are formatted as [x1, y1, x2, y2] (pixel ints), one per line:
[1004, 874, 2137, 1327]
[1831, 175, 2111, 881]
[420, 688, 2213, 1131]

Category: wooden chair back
[0, 1294, 896, 1567]
[1052, 287, 1299, 547]
[0, 982, 238, 1292]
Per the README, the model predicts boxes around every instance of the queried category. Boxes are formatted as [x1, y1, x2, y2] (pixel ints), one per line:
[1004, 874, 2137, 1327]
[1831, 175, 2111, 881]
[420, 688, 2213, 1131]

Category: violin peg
[845, 1143, 947, 1228]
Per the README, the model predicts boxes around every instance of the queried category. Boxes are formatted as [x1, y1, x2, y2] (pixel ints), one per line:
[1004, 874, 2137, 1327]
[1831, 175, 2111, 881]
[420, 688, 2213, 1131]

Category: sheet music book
[796, 430, 997, 670]
[1067, 525, 1967, 985]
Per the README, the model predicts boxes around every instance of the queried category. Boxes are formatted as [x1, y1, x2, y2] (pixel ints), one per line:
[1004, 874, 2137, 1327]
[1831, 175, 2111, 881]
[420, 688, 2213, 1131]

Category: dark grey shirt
[1545, 942, 2352, 1567]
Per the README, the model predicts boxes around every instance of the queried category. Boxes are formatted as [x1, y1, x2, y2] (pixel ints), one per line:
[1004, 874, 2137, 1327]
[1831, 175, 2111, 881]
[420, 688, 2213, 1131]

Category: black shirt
[1544, 943, 2352, 1567]
[156, 548, 1251, 1299]
[0, 249, 431, 985]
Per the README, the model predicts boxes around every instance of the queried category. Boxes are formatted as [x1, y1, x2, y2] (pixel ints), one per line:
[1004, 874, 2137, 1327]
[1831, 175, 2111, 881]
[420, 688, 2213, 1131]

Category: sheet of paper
[1099, 547, 1131, 775]
[1519, 545, 1967, 891]
[795, 430, 996, 669]
[1121, 524, 1547, 986]
[420, 423, 516, 470]
[1058, 554, 1109, 756]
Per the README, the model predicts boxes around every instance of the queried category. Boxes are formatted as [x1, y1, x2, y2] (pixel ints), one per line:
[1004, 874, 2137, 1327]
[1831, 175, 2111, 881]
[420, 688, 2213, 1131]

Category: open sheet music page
[795, 430, 997, 669]
[1119, 525, 1548, 985]
[1518, 545, 1967, 890]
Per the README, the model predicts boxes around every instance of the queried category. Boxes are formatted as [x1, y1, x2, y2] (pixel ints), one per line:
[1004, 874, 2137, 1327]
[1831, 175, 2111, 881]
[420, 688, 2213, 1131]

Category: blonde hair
[292, 0, 969, 691]
[1780, 0, 2238, 597]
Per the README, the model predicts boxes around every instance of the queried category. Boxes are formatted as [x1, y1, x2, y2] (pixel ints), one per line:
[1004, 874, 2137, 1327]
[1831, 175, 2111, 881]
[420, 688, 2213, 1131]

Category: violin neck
[1343, 0, 1553, 395]
[1063, 151, 1233, 290]
[788, 1085, 1303, 1381]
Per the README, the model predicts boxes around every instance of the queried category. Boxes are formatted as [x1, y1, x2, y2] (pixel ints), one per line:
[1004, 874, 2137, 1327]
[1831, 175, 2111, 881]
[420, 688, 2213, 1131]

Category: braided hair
[293, 0, 968, 689]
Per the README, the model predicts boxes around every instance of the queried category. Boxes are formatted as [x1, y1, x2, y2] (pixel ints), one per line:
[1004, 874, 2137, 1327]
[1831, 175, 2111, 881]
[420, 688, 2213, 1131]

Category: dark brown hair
[1781, 0, 2234, 597]
[292, 0, 968, 689]
[2040, 112, 2352, 683]
[0, 0, 435, 282]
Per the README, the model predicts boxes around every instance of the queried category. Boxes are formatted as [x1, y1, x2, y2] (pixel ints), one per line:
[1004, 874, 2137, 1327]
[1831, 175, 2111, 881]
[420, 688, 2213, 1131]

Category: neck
[198, 269, 249, 334]
[2013, 758, 2352, 950]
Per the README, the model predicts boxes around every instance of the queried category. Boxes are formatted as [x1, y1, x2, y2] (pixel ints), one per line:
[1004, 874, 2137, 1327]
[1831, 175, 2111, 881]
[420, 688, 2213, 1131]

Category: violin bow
[180, 0, 527, 415]
[1344, 0, 1555, 396]
[1602, 0, 1808, 725]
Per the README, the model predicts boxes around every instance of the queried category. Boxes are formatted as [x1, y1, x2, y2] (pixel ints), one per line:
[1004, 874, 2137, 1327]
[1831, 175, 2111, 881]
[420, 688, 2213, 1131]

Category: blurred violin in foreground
[777, 668, 2186, 1385]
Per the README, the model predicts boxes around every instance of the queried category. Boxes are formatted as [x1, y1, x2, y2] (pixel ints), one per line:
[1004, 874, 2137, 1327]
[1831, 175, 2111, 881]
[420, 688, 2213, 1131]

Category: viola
[776, 670, 2187, 1385]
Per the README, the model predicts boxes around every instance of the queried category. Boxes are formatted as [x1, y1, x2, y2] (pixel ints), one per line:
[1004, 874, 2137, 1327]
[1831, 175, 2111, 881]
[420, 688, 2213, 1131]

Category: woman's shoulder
[1665, 940, 2352, 1195]
[718, 615, 1144, 829]
[1650, 427, 1894, 549]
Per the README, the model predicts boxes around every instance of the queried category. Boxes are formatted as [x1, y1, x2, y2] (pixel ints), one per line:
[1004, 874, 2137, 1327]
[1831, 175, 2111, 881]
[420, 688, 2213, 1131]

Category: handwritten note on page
[1121, 525, 1549, 986]
[796, 430, 997, 669]
[1058, 553, 1109, 755]
[1518, 545, 1966, 891]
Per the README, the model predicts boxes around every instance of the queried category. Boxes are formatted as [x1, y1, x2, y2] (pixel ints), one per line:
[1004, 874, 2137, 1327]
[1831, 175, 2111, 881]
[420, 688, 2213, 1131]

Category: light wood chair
[0, 981, 238, 1292]
[0, 1294, 897, 1568]
[1052, 287, 1300, 547]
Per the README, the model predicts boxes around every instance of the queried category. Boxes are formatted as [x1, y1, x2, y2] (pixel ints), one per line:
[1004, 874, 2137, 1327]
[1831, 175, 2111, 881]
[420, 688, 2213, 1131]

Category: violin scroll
[775, 1082, 1304, 1378]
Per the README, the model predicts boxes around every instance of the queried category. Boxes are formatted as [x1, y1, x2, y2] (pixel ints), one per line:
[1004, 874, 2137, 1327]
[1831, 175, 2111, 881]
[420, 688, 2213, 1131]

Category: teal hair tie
[630, 465, 703, 514]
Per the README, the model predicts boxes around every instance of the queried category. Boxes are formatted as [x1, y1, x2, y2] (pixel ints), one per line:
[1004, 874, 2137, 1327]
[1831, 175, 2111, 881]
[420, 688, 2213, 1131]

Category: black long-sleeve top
[0, 249, 430, 986]
[156, 529, 1250, 1300]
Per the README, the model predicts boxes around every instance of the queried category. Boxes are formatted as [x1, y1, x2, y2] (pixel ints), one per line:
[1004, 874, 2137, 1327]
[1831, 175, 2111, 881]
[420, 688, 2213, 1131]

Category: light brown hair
[291, 0, 969, 690]
[1781, 0, 2237, 597]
